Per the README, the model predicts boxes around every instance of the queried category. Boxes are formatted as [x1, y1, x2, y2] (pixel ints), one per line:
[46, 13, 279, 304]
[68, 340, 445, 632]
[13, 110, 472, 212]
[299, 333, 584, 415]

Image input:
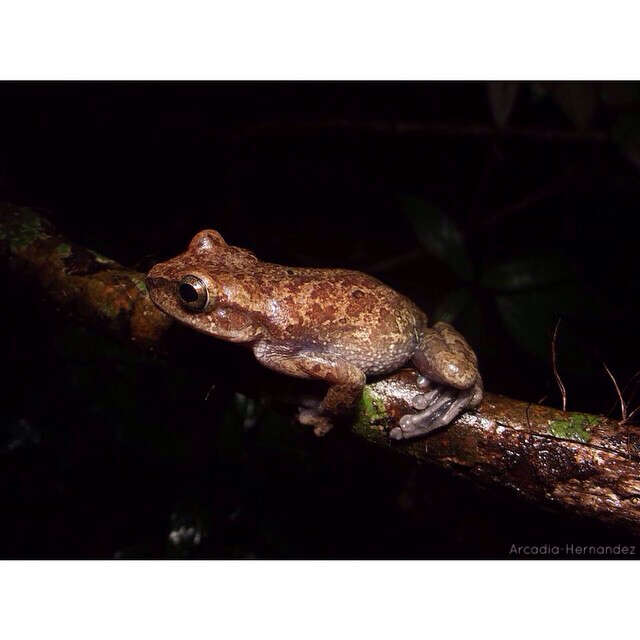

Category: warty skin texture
[146, 229, 483, 438]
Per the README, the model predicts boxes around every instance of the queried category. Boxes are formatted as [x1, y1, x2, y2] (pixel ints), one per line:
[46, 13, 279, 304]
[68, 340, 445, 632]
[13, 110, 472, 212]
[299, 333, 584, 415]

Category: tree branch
[3, 204, 639, 533]
[0, 204, 171, 344]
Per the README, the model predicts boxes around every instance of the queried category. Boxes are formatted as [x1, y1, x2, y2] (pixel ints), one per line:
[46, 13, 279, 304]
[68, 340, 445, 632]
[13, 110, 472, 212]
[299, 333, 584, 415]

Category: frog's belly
[324, 336, 416, 376]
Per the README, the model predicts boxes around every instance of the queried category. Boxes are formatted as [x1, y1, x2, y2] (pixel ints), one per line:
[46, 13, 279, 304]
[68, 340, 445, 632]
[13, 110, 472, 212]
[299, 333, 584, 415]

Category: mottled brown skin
[146, 230, 483, 438]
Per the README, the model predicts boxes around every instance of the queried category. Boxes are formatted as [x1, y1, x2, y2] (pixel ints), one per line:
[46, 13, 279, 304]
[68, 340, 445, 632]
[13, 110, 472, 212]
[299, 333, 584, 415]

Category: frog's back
[259, 264, 425, 375]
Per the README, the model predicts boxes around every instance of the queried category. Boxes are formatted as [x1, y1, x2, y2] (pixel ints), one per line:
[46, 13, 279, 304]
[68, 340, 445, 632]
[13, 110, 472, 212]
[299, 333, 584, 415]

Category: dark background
[3, 81, 640, 558]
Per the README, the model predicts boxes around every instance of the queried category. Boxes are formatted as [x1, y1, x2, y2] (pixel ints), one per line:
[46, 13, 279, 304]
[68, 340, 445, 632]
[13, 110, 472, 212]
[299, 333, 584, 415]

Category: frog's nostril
[145, 276, 161, 292]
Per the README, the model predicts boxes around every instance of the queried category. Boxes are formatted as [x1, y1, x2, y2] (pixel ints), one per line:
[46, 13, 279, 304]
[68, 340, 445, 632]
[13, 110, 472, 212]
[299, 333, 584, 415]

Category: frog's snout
[145, 260, 172, 290]
[145, 273, 173, 303]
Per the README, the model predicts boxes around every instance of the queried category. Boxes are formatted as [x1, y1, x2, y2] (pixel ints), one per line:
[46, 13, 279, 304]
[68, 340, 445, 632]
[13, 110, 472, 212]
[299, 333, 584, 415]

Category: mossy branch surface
[1, 204, 171, 344]
[3, 204, 640, 532]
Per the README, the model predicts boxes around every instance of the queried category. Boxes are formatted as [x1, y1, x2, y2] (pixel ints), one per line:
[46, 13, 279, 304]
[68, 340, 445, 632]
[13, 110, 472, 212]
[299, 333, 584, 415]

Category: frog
[146, 229, 483, 439]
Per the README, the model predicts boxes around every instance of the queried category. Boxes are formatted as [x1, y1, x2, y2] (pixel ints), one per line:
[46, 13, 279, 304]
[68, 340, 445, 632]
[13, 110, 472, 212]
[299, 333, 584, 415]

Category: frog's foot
[389, 381, 482, 440]
[297, 407, 334, 437]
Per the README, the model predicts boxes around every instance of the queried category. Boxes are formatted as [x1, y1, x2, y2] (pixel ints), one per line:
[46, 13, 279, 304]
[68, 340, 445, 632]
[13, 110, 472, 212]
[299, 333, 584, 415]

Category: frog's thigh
[414, 321, 478, 390]
[253, 344, 366, 413]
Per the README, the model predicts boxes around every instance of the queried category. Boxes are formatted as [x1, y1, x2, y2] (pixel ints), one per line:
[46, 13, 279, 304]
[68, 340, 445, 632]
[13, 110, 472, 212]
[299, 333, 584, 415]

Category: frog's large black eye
[178, 275, 208, 311]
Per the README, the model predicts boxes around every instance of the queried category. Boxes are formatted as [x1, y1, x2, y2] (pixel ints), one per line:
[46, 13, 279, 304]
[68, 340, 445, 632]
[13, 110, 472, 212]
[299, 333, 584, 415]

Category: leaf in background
[551, 82, 598, 130]
[402, 196, 473, 280]
[600, 82, 640, 108]
[481, 255, 575, 292]
[612, 112, 640, 148]
[611, 112, 640, 174]
[529, 82, 551, 102]
[488, 82, 519, 128]
[433, 287, 472, 324]
[495, 283, 591, 369]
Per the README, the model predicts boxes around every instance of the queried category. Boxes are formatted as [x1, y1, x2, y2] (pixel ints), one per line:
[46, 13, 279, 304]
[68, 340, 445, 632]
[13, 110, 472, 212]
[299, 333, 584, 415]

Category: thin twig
[602, 362, 631, 461]
[606, 368, 640, 418]
[622, 369, 640, 416]
[624, 405, 640, 424]
[552, 319, 567, 412]
[525, 402, 533, 430]
[603, 362, 627, 422]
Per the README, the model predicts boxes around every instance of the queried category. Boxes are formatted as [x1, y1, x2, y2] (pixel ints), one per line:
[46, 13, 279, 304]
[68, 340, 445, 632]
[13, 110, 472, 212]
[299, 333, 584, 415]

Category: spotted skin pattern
[146, 230, 483, 438]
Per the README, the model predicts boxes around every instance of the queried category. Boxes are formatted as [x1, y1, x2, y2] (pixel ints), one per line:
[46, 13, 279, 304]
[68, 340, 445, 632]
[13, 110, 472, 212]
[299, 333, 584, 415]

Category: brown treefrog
[146, 230, 483, 439]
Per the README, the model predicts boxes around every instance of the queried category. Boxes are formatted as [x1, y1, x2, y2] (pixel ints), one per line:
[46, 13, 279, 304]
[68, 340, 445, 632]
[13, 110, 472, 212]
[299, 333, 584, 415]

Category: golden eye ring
[178, 275, 209, 311]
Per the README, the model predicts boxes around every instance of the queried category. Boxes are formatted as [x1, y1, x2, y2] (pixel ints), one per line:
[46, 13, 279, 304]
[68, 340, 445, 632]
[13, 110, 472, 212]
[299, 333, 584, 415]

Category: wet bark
[3, 204, 639, 533]
[355, 373, 640, 532]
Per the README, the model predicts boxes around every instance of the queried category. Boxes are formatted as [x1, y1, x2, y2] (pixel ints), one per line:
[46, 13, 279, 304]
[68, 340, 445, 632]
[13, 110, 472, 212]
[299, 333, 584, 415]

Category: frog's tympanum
[146, 230, 483, 439]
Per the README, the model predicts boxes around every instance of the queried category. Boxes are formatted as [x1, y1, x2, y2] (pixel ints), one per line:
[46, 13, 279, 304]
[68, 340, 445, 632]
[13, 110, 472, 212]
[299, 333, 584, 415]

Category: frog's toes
[411, 394, 429, 411]
[469, 379, 483, 407]
[390, 405, 446, 439]
[389, 414, 428, 440]
[427, 385, 479, 430]
[297, 407, 334, 437]
[312, 421, 334, 437]
[393, 383, 481, 440]
[410, 386, 441, 411]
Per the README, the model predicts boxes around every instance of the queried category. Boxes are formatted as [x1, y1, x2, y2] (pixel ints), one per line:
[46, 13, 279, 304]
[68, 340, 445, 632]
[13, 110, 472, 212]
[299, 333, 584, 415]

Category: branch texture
[1, 204, 171, 344]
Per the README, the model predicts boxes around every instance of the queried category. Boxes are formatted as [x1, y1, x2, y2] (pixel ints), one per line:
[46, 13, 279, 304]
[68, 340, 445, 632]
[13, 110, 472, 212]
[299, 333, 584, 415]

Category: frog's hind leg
[412, 321, 478, 390]
[390, 322, 483, 440]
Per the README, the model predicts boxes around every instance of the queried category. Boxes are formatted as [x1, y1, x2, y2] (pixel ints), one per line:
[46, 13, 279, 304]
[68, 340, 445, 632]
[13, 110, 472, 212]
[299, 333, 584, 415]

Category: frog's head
[146, 229, 262, 343]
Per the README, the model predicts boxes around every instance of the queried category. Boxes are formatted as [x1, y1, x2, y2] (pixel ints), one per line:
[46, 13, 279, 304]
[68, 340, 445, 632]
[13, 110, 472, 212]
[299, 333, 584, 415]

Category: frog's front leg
[390, 322, 483, 440]
[253, 341, 366, 436]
